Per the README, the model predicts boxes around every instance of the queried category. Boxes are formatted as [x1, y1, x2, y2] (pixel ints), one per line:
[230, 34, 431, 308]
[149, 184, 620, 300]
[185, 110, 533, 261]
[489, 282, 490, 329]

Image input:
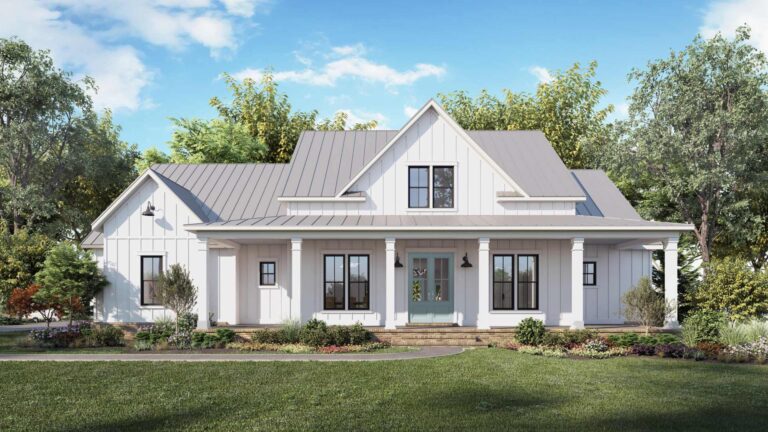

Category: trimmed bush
[348, 323, 371, 345]
[689, 257, 768, 320]
[681, 310, 726, 346]
[85, 325, 124, 347]
[516, 318, 546, 345]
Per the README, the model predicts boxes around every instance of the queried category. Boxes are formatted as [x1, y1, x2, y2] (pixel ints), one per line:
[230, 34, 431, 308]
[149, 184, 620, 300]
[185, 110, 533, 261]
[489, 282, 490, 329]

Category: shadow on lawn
[567, 405, 768, 431]
[57, 405, 225, 432]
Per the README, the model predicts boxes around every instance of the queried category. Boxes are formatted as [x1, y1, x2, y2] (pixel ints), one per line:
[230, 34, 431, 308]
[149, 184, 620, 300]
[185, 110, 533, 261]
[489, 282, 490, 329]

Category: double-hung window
[141, 256, 163, 306]
[324, 254, 370, 310]
[408, 165, 455, 209]
[583, 262, 596, 286]
[492, 254, 539, 311]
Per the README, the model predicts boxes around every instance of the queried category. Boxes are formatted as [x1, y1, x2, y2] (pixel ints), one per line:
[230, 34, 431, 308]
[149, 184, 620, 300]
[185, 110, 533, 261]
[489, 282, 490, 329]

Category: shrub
[134, 339, 153, 351]
[719, 319, 768, 346]
[561, 329, 598, 347]
[541, 332, 566, 347]
[516, 318, 546, 345]
[583, 338, 608, 352]
[279, 319, 302, 343]
[696, 342, 725, 358]
[655, 343, 687, 358]
[300, 327, 331, 347]
[215, 328, 236, 344]
[155, 264, 198, 333]
[622, 277, 671, 334]
[348, 323, 371, 345]
[191, 332, 225, 349]
[84, 325, 124, 347]
[252, 329, 285, 344]
[0, 316, 22, 325]
[689, 257, 768, 320]
[630, 344, 657, 356]
[29, 322, 89, 348]
[607, 333, 639, 347]
[681, 310, 726, 346]
[328, 326, 351, 346]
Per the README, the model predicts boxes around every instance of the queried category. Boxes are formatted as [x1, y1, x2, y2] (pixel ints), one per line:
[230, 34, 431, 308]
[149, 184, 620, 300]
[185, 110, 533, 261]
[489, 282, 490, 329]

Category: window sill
[489, 310, 544, 314]
[320, 310, 375, 314]
[258, 285, 279, 289]
[405, 208, 458, 213]
[139, 305, 165, 309]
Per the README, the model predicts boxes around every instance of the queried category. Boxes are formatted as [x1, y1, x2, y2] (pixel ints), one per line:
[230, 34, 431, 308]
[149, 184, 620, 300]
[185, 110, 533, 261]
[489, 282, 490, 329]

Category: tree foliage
[156, 263, 197, 331]
[0, 223, 52, 307]
[35, 242, 106, 326]
[137, 72, 378, 169]
[603, 27, 768, 263]
[0, 38, 138, 239]
[438, 61, 613, 168]
[688, 257, 768, 320]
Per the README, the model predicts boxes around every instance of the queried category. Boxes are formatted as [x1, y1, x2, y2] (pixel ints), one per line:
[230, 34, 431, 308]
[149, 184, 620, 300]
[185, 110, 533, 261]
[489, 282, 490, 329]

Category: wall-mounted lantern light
[394, 253, 404, 268]
[141, 202, 155, 217]
[461, 252, 473, 268]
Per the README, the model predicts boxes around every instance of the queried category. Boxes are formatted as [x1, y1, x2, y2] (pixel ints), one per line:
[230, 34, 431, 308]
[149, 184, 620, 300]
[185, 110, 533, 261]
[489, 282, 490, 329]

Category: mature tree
[0, 38, 138, 239]
[439, 61, 613, 168]
[139, 72, 378, 166]
[135, 146, 172, 173]
[0, 223, 52, 307]
[156, 263, 197, 332]
[35, 242, 106, 326]
[605, 27, 768, 263]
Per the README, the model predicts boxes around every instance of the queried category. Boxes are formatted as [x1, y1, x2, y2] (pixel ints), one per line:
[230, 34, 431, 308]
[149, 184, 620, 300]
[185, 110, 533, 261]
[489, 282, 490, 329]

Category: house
[82, 99, 693, 330]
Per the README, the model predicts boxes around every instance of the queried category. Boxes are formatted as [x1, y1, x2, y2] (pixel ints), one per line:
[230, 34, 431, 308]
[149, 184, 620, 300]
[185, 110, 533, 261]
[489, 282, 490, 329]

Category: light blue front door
[408, 253, 454, 323]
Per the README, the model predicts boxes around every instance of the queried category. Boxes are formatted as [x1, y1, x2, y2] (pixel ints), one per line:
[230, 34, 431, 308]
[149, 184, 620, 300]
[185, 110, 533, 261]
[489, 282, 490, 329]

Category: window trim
[259, 261, 277, 287]
[432, 165, 455, 209]
[408, 166, 430, 209]
[517, 254, 540, 311]
[583, 261, 597, 286]
[492, 254, 515, 311]
[140, 255, 163, 306]
[323, 254, 346, 311]
[347, 254, 370, 310]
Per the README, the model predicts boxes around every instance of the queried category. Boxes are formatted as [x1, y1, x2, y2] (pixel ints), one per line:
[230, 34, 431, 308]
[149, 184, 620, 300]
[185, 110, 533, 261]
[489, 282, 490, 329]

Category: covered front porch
[193, 230, 681, 331]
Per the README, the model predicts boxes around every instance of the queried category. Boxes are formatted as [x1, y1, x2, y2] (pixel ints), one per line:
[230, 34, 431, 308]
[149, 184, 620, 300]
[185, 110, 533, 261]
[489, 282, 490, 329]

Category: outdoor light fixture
[394, 253, 403, 268]
[141, 202, 155, 217]
[461, 252, 473, 268]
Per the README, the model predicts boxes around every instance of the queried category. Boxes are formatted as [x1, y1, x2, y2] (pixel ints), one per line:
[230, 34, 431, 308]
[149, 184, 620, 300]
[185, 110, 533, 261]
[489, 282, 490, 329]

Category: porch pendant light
[394, 253, 403, 268]
[141, 202, 155, 217]
[461, 252, 473, 268]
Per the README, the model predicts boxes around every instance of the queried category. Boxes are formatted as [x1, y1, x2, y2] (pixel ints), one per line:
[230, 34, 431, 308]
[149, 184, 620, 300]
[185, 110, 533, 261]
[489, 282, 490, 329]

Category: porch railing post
[196, 237, 210, 329]
[664, 237, 680, 329]
[385, 238, 396, 329]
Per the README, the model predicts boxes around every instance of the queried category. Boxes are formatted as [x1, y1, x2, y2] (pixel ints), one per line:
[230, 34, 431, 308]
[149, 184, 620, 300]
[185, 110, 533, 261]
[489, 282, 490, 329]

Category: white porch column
[664, 237, 680, 329]
[196, 237, 209, 329]
[290, 238, 303, 322]
[385, 238, 396, 329]
[477, 238, 491, 330]
[570, 238, 585, 329]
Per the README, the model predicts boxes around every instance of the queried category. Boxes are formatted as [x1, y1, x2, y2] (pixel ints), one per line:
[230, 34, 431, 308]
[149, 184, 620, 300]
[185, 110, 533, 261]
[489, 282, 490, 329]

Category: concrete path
[0, 321, 67, 333]
[0, 346, 463, 362]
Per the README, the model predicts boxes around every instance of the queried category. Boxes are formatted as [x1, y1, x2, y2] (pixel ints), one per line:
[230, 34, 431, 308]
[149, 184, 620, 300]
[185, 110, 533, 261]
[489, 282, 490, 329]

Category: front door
[408, 253, 454, 323]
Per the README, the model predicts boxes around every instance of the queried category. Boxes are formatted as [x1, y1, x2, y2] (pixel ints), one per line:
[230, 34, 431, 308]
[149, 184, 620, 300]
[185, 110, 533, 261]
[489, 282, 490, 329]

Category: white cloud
[701, 0, 768, 53]
[220, 0, 269, 18]
[529, 66, 553, 84]
[403, 105, 418, 117]
[0, 0, 256, 111]
[233, 43, 446, 87]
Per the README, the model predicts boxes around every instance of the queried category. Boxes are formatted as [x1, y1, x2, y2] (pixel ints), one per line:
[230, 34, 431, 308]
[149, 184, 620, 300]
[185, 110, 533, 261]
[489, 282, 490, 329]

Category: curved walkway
[0, 346, 463, 362]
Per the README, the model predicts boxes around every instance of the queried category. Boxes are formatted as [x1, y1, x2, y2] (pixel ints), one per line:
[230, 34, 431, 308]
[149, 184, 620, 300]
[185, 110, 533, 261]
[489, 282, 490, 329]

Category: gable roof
[572, 169, 642, 219]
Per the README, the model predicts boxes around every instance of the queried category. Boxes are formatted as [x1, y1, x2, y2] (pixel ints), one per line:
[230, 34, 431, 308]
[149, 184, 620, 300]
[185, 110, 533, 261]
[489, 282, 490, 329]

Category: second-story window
[408, 166, 429, 208]
[408, 165, 455, 209]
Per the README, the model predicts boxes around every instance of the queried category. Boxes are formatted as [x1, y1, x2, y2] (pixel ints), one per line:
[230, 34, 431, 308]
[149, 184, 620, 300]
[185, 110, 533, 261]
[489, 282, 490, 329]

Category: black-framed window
[584, 261, 596, 286]
[348, 255, 370, 310]
[432, 166, 454, 208]
[493, 255, 514, 310]
[141, 256, 163, 306]
[260, 262, 276, 286]
[518, 255, 539, 310]
[408, 166, 429, 208]
[324, 255, 345, 310]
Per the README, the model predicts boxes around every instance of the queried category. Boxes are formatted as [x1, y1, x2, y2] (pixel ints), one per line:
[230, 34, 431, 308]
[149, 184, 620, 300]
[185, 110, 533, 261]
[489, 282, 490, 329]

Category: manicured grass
[1, 349, 767, 431]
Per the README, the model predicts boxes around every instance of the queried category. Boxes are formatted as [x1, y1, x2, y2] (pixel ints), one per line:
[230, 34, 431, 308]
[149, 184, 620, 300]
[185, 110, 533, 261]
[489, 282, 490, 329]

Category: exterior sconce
[394, 253, 404, 268]
[461, 252, 473, 268]
[141, 202, 155, 217]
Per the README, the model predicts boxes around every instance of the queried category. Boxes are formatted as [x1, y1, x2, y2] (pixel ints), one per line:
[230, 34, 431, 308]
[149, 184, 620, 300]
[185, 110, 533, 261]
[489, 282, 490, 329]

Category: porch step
[373, 328, 518, 346]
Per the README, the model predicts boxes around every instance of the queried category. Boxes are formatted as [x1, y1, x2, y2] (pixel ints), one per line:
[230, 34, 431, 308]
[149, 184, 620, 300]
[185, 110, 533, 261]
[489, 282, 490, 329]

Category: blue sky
[4, 0, 767, 152]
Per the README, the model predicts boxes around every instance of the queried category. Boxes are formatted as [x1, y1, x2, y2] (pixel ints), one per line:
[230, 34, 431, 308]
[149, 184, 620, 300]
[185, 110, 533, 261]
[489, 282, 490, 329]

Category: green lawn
[1, 349, 767, 431]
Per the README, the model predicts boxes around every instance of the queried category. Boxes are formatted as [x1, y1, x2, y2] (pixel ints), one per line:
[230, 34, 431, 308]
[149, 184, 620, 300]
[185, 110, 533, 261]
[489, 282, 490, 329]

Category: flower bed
[24, 321, 124, 348]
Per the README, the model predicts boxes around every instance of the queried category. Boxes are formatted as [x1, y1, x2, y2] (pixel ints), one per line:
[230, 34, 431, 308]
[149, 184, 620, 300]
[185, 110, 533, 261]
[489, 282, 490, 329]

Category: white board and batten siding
[98, 177, 213, 323]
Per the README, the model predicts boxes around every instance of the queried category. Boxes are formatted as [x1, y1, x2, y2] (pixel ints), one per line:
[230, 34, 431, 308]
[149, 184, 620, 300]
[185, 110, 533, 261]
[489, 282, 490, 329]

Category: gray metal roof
[572, 170, 642, 220]
[185, 214, 691, 230]
[280, 130, 585, 198]
[81, 230, 103, 249]
[280, 130, 397, 197]
[151, 163, 289, 222]
[467, 131, 584, 197]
